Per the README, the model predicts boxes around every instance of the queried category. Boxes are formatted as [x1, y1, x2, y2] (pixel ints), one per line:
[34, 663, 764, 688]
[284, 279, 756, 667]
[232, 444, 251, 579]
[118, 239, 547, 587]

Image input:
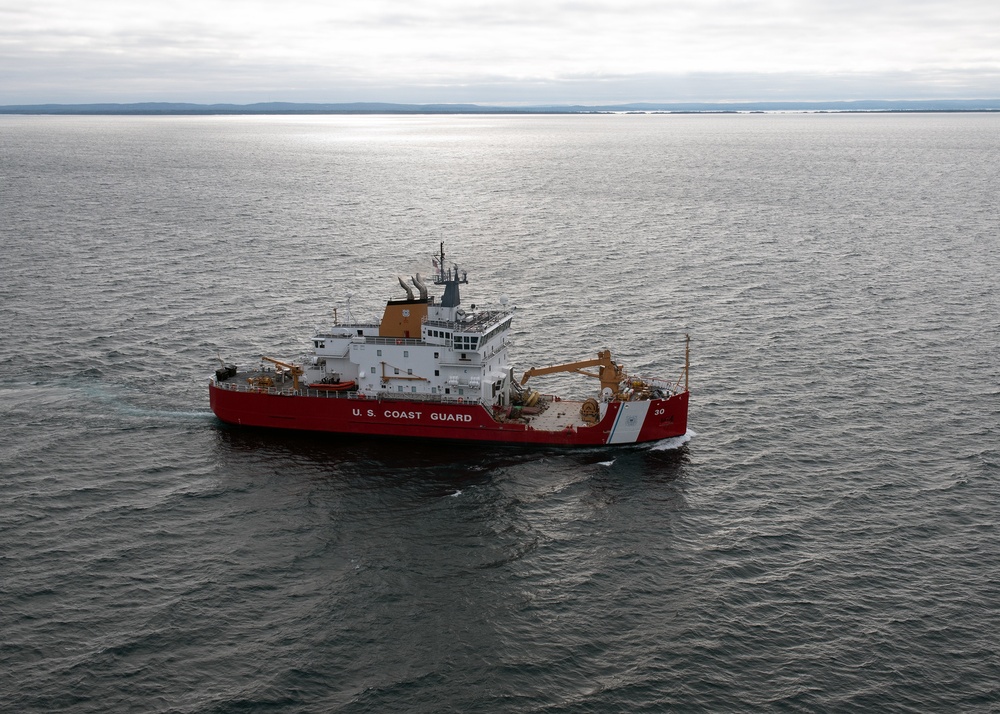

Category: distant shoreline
[3, 100, 1000, 116]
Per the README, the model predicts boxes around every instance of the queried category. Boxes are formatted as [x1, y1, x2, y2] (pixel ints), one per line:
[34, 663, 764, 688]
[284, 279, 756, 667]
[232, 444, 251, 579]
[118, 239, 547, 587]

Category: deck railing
[213, 379, 479, 405]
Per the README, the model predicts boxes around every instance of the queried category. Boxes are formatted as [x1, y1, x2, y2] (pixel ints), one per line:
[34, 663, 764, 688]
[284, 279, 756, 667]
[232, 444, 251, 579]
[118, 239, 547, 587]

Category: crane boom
[520, 350, 626, 394]
[261, 355, 304, 391]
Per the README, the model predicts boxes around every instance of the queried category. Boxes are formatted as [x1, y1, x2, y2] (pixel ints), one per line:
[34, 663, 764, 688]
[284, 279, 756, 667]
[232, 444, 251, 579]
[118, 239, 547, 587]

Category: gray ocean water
[2, 113, 999, 712]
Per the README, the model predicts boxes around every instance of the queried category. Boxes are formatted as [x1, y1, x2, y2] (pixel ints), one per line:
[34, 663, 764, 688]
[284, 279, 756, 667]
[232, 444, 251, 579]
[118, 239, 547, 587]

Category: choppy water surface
[2, 113, 999, 712]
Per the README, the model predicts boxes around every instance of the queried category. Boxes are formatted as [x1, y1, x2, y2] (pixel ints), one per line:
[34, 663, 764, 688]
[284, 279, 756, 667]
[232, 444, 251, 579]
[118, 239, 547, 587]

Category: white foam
[648, 428, 697, 451]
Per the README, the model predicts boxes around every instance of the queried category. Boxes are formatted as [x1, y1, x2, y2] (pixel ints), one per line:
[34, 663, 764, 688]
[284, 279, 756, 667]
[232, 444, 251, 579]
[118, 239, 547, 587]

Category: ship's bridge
[423, 309, 513, 350]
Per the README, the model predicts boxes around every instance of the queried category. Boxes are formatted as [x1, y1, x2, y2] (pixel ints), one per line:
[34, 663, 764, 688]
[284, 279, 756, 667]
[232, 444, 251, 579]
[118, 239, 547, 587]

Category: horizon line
[4, 98, 1000, 116]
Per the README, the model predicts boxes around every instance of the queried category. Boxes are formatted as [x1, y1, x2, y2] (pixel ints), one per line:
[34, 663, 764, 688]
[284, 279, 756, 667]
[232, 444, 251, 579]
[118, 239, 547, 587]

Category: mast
[433, 241, 467, 308]
[685, 333, 690, 392]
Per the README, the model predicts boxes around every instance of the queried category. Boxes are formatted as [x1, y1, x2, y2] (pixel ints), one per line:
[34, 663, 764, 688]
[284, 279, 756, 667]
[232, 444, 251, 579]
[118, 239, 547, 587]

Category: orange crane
[519, 350, 627, 394]
[261, 356, 304, 391]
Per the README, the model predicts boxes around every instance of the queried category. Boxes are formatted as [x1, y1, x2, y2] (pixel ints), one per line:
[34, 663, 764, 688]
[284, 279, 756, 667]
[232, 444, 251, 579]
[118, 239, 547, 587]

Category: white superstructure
[300, 244, 516, 407]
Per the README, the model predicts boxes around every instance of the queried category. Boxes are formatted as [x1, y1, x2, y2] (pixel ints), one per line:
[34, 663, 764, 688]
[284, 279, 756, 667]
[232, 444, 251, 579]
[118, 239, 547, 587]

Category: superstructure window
[454, 335, 480, 350]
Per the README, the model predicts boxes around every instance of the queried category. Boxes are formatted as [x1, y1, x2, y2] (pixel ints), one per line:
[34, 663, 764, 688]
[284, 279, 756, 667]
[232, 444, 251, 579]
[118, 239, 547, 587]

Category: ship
[209, 244, 689, 446]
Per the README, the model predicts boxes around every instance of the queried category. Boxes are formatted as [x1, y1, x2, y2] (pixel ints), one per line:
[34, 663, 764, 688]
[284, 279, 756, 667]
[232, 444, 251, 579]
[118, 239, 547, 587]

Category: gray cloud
[1, 0, 998, 103]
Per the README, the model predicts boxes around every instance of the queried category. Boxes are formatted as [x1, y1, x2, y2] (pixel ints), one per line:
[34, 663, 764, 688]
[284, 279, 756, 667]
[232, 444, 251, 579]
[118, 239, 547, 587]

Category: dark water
[2, 113, 999, 712]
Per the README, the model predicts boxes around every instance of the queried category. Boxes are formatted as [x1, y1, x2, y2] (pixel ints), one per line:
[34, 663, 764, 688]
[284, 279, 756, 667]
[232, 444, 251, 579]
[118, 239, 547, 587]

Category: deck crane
[261, 356, 304, 391]
[519, 350, 627, 395]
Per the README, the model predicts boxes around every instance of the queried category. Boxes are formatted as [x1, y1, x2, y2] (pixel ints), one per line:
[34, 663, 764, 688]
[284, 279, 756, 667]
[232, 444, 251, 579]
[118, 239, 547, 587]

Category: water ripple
[2, 113, 999, 712]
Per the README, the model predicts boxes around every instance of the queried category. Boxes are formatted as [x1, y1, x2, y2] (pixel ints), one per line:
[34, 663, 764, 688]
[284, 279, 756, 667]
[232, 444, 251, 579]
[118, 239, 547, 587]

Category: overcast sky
[2, 0, 998, 104]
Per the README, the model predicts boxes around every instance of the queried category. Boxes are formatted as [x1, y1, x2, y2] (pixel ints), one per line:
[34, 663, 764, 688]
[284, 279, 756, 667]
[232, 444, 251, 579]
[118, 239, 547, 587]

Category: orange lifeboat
[308, 380, 356, 392]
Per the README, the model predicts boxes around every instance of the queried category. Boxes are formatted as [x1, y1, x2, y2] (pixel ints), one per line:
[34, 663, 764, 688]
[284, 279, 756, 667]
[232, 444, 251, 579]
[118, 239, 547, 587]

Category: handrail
[214, 379, 480, 405]
[423, 309, 511, 333]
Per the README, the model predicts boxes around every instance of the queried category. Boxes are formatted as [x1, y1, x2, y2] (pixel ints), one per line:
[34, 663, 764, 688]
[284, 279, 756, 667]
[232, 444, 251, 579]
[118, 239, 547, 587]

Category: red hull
[209, 383, 688, 446]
